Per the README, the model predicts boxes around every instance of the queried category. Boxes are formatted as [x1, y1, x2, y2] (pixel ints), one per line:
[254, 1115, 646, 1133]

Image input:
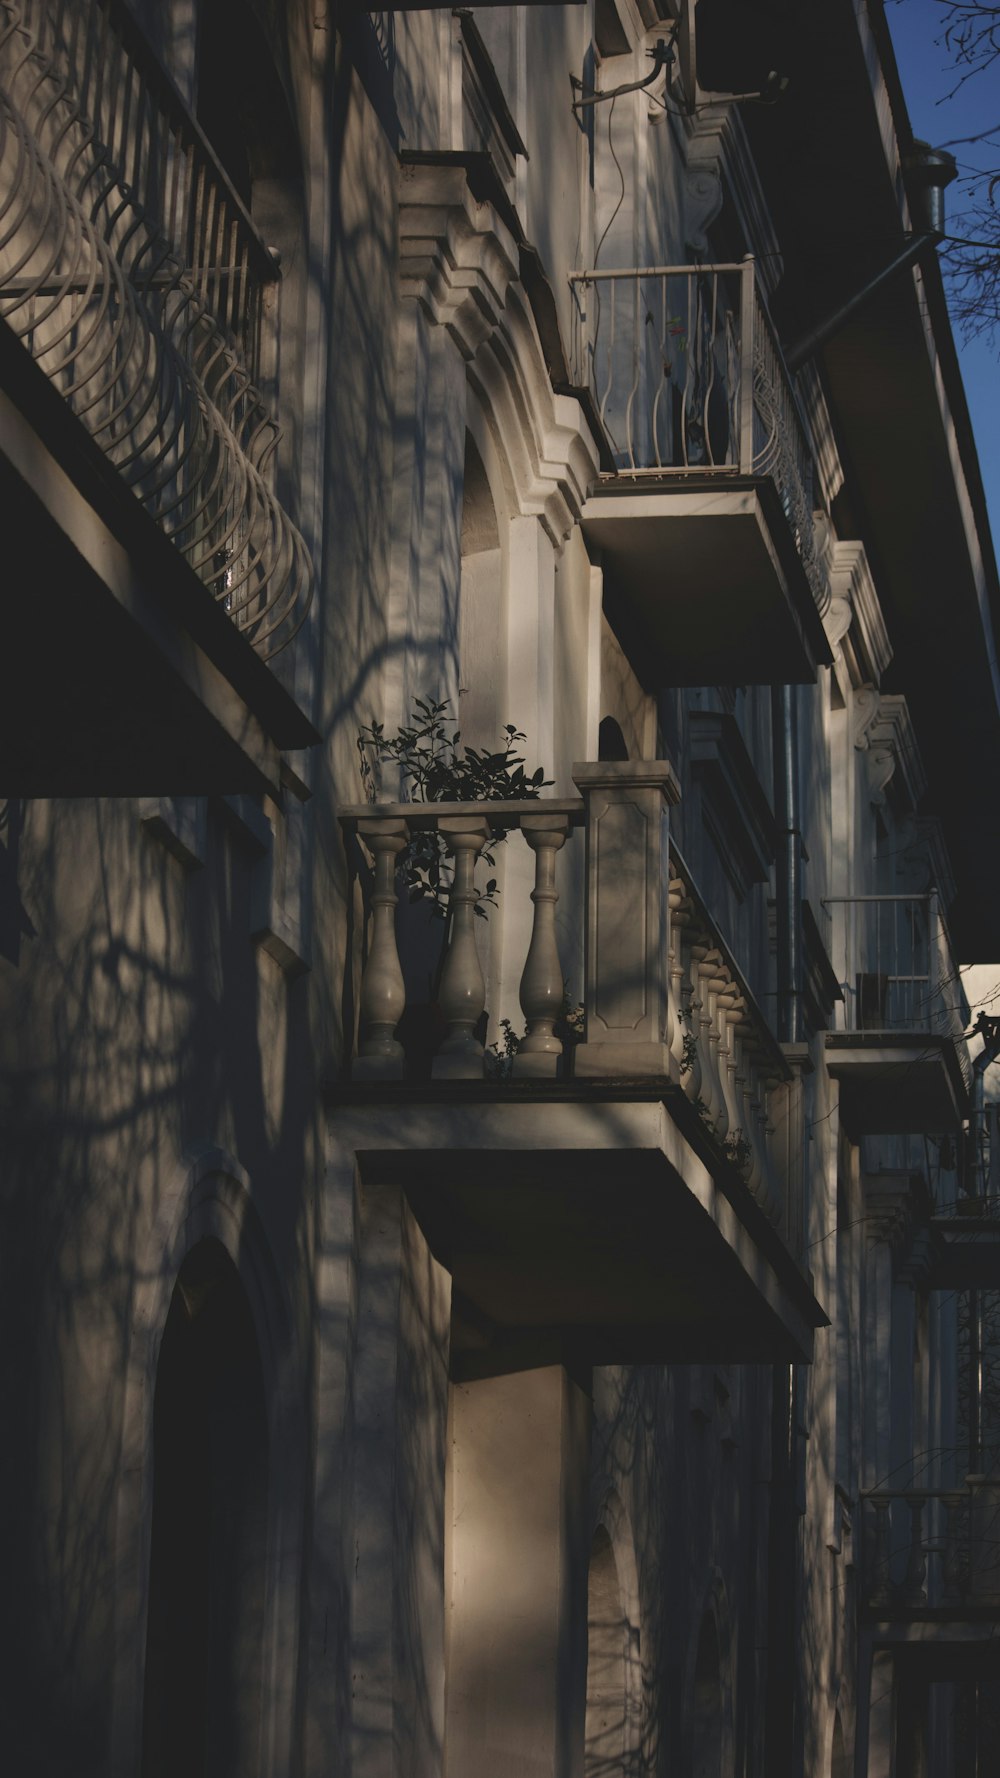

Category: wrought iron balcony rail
[568, 258, 825, 610]
[340, 778, 797, 1243]
[0, 0, 312, 656]
[822, 894, 970, 1091]
[863, 1481, 1000, 1612]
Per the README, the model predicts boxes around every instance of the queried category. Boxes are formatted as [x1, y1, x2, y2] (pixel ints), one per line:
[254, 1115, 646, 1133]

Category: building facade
[2, 0, 1000, 1773]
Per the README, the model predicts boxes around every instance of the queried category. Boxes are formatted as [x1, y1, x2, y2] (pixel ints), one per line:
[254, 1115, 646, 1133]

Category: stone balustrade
[340, 796, 585, 1083]
[862, 1483, 1000, 1611]
[340, 761, 794, 1233]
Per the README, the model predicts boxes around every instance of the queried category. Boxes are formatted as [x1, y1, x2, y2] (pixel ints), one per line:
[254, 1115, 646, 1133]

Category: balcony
[331, 765, 825, 1373]
[823, 895, 971, 1136]
[862, 1482, 1000, 1671]
[570, 259, 832, 684]
[0, 0, 317, 793]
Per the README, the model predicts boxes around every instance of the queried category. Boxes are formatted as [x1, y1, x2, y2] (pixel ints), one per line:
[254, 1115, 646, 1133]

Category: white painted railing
[823, 894, 970, 1091]
[569, 258, 824, 610]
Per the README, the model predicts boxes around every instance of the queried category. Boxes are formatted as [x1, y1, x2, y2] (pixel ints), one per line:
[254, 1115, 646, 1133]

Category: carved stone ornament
[852, 686, 881, 752]
[682, 158, 724, 253]
[398, 161, 599, 542]
[398, 161, 520, 361]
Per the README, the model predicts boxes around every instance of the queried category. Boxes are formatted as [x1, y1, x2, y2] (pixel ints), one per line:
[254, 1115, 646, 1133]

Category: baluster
[734, 1027, 763, 1195]
[869, 1497, 893, 1608]
[354, 818, 409, 1080]
[666, 877, 682, 1057]
[433, 817, 490, 1079]
[516, 814, 571, 1078]
[902, 1498, 927, 1604]
[717, 983, 744, 1151]
[691, 944, 720, 1127]
[670, 886, 701, 1095]
[702, 954, 729, 1139]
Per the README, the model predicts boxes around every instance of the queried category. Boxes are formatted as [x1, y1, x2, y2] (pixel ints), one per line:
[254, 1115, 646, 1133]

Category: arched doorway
[141, 1239, 269, 1778]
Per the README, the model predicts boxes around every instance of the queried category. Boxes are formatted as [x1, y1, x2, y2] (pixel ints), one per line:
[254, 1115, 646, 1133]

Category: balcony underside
[0, 322, 317, 797]
[929, 1216, 1000, 1290]
[866, 1621, 1000, 1682]
[581, 475, 832, 686]
[330, 1088, 825, 1374]
[825, 1033, 968, 1135]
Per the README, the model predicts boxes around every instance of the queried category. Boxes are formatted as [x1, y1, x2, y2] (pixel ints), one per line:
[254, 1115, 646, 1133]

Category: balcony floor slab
[0, 320, 317, 796]
[825, 1032, 969, 1135]
[580, 475, 832, 686]
[325, 1084, 826, 1373]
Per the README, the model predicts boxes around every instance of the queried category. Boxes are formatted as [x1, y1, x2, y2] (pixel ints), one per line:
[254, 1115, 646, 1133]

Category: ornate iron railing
[569, 258, 826, 613]
[0, 0, 312, 655]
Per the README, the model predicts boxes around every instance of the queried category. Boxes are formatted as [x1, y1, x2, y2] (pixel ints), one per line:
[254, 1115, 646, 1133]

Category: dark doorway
[141, 1240, 269, 1778]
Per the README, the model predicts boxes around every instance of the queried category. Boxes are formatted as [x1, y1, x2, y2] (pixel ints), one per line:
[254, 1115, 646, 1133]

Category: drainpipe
[772, 685, 801, 1044]
[966, 1017, 1000, 1473]
[784, 144, 957, 374]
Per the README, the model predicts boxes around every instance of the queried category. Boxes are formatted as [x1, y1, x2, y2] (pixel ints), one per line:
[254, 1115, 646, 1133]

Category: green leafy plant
[723, 1129, 753, 1174]
[678, 1000, 700, 1076]
[485, 1017, 522, 1080]
[357, 697, 553, 918]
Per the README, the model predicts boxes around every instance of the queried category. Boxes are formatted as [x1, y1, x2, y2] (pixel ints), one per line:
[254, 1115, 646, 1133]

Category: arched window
[585, 1526, 628, 1776]
[598, 717, 629, 762]
[458, 432, 503, 754]
[141, 1239, 268, 1778]
[691, 1611, 723, 1778]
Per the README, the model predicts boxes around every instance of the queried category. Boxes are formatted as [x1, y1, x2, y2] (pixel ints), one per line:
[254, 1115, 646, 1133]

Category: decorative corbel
[398, 161, 520, 361]
[682, 151, 724, 253]
[852, 685, 881, 752]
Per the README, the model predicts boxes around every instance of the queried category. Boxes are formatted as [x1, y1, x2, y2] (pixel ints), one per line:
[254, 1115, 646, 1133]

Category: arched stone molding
[389, 161, 599, 753]
[468, 280, 598, 544]
[109, 1143, 305, 1778]
[586, 1486, 645, 1775]
[682, 1570, 735, 1778]
[398, 159, 599, 545]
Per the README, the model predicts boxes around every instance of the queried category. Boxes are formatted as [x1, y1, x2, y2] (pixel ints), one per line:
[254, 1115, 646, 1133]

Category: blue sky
[888, 0, 1000, 545]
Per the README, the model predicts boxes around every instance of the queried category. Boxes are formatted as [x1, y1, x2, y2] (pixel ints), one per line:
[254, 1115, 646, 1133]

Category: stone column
[571, 760, 681, 1077]
[445, 1365, 591, 1778]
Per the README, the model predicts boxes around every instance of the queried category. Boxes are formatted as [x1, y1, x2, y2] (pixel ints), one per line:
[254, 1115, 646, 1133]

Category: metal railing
[569, 258, 825, 611]
[863, 1481, 1000, 1612]
[822, 894, 970, 1090]
[0, 0, 312, 655]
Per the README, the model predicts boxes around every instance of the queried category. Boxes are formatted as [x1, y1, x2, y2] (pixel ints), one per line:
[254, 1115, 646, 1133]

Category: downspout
[772, 684, 802, 1044]
[966, 1016, 1000, 1474]
[784, 144, 957, 374]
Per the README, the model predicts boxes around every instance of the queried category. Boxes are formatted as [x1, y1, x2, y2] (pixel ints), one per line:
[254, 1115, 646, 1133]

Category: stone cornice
[866, 694, 927, 812]
[681, 103, 782, 292]
[831, 540, 893, 687]
[853, 689, 925, 811]
[865, 1170, 930, 1264]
